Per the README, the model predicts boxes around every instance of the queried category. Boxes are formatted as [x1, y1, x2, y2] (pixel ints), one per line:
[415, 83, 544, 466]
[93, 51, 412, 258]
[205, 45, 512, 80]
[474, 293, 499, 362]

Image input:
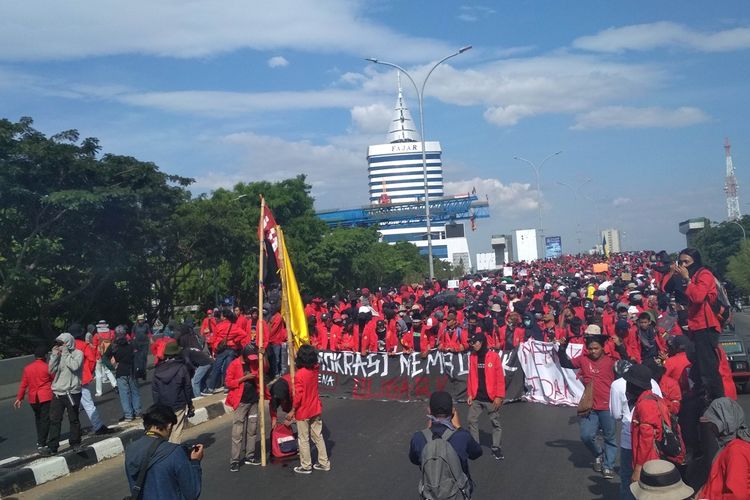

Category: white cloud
[573, 22, 750, 53]
[117, 88, 376, 116]
[572, 106, 710, 129]
[458, 5, 496, 22]
[267, 56, 289, 68]
[193, 131, 366, 208]
[612, 197, 632, 207]
[0, 1, 454, 62]
[361, 54, 667, 127]
[350, 104, 392, 133]
[444, 177, 538, 213]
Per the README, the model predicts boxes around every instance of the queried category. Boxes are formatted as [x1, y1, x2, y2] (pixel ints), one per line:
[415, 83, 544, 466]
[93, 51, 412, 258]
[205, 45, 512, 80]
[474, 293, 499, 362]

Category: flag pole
[257, 195, 268, 466]
[277, 229, 296, 399]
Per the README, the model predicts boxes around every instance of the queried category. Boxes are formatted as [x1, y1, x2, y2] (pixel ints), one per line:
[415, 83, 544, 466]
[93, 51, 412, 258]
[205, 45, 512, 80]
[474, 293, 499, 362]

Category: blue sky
[2, 1, 749, 255]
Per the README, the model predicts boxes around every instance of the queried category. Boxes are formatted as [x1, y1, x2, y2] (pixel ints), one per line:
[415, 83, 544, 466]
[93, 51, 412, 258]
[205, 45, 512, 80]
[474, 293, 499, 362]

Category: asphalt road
[1, 375, 155, 461]
[8, 311, 750, 499]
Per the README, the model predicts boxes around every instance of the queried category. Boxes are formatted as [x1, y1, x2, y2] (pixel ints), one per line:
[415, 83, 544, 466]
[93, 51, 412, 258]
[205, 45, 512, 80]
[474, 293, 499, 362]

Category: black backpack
[645, 395, 683, 464]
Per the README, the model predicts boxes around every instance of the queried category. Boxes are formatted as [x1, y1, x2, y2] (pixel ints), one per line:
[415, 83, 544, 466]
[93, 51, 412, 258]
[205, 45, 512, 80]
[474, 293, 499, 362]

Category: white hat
[584, 324, 602, 335]
[628, 305, 639, 314]
[630, 459, 693, 499]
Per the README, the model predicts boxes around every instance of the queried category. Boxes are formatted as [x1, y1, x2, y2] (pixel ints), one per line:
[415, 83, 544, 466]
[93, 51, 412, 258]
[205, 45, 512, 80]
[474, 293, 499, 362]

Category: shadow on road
[545, 438, 592, 468]
[588, 474, 619, 499]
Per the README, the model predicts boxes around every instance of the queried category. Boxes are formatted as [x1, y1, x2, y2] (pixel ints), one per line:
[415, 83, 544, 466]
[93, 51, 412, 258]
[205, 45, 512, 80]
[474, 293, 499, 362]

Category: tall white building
[365, 81, 470, 268]
[601, 228, 622, 254]
[367, 86, 444, 204]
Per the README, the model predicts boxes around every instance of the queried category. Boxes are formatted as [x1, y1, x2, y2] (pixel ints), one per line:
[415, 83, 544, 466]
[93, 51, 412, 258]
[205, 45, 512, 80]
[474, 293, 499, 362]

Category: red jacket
[631, 391, 684, 467]
[664, 352, 691, 393]
[718, 348, 738, 400]
[467, 350, 505, 401]
[17, 358, 53, 403]
[685, 268, 721, 332]
[659, 375, 682, 415]
[438, 325, 467, 352]
[224, 356, 260, 410]
[74, 339, 97, 385]
[293, 366, 322, 421]
[213, 320, 247, 350]
[358, 321, 379, 354]
[269, 313, 287, 345]
[401, 328, 434, 352]
[699, 438, 750, 500]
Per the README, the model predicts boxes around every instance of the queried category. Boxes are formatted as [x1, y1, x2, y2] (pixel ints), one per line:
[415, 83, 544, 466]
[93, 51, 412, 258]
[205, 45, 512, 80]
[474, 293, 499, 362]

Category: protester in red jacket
[400, 314, 433, 355]
[225, 344, 264, 470]
[626, 364, 685, 481]
[286, 345, 330, 474]
[671, 248, 724, 400]
[466, 331, 505, 460]
[14, 345, 54, 449]
[698, 397, 750, 499]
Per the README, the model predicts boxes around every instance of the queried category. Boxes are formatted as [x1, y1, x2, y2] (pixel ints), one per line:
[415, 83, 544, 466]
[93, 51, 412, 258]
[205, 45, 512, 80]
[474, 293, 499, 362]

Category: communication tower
[725, 137, 741, 221]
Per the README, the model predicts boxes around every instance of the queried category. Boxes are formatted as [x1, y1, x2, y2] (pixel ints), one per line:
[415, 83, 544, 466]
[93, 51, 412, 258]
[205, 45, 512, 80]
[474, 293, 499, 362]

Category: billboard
[544, 236, 562, 259]
[514, 229, 539, 262]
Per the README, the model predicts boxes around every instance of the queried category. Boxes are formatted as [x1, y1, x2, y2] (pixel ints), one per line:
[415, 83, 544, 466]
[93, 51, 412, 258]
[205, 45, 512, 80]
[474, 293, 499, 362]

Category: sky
[2, 0, 749, 256]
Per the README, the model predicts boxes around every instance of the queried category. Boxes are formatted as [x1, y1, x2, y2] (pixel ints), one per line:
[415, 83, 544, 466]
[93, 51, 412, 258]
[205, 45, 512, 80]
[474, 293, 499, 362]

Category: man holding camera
[125, 404, 203, 500]
[46, 332, 84, 454]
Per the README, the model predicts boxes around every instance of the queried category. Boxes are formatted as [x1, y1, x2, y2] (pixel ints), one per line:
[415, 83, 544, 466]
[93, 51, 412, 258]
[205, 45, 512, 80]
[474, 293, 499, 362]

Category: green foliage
[727, 239, 750, 295]
[692, 216, 749, 277]
[0, 117, 462, 354]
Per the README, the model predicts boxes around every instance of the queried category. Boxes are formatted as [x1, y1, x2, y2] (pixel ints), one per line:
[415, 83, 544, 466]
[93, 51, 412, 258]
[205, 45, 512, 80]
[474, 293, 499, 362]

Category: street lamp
[513, 151, 562, 237]
[366, 45, 472, 281]
[728, 220, 747, 240]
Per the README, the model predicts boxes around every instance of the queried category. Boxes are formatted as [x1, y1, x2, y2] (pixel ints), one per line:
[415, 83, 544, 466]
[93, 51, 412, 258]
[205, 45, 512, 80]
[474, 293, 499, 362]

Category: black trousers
[47, 393, 82, 451]
[689, 328, 725, 400]
[30, 401, 51, 447]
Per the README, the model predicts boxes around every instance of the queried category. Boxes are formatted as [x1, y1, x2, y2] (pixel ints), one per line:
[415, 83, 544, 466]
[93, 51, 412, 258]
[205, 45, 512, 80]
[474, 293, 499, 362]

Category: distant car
[718, 332, 750, 393]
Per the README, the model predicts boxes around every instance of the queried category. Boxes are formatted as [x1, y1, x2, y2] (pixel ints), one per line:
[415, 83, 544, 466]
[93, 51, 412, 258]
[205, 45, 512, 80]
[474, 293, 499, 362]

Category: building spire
[387, 72, 420, 143]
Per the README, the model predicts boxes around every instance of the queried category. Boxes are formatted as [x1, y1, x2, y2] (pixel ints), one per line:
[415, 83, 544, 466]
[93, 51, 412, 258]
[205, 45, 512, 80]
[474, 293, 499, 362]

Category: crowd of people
[12, 248, 750, 499]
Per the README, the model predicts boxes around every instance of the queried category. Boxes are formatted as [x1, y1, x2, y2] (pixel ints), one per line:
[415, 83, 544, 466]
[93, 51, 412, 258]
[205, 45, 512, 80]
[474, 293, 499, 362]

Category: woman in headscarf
[698, 397, 750, 499]
[669, 248, 724, 401]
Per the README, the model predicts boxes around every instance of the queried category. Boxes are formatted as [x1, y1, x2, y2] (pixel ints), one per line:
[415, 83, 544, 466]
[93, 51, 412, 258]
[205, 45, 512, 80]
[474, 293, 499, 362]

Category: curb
[0, 399, 231, 498]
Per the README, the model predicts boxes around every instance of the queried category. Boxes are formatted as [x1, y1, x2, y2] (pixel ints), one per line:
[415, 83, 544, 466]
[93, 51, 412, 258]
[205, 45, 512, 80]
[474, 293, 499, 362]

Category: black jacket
[152, 357, 193, 410]
[104, 339, 136, 378]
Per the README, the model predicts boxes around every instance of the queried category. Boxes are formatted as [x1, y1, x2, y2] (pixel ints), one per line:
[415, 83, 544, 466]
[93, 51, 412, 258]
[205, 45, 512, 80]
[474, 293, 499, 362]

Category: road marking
[0, 456, 20, 466]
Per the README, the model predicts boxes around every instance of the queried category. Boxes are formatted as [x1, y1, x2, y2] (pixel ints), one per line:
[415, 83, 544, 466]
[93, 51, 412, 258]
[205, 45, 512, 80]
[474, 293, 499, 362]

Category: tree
[692, 216, 749, 277]
[726, 240, 750, 296]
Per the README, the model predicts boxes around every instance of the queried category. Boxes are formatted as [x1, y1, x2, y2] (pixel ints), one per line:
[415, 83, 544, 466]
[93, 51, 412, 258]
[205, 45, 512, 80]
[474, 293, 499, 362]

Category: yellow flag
[277, 227, 309, 348]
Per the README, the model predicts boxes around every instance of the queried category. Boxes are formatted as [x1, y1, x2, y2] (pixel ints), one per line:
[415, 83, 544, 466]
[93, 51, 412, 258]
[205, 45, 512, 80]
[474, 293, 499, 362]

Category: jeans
[47, 392, 82, 451]
[207, 349, 235, 390]
[192, 363, 212, 396]
[619, 447, 635, 500]
[690, 328, 725, 400]
[116, 376, 142, 419]
[467, 400, 502, 449]
[579, 409, 617, 470]
[30, 401, 51, 447]
[80, 385, 104, 431]
[94, 360, 117, 395]
[268, 343, 283, 379]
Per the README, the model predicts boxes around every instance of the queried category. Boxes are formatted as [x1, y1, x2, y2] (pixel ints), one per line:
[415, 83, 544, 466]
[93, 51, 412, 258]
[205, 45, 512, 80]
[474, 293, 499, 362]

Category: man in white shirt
[609, 361, 662, 500]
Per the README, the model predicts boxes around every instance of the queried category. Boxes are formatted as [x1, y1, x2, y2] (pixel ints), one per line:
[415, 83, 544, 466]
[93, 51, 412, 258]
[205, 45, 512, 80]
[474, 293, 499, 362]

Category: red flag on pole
[258, 199, 282, 267]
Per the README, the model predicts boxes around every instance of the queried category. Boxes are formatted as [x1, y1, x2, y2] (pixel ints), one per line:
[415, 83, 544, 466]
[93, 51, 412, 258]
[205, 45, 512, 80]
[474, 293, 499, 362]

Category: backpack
[645, 395, 683, 463]
[418, 429, 470, 500]
[710, 277, 732, 329]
